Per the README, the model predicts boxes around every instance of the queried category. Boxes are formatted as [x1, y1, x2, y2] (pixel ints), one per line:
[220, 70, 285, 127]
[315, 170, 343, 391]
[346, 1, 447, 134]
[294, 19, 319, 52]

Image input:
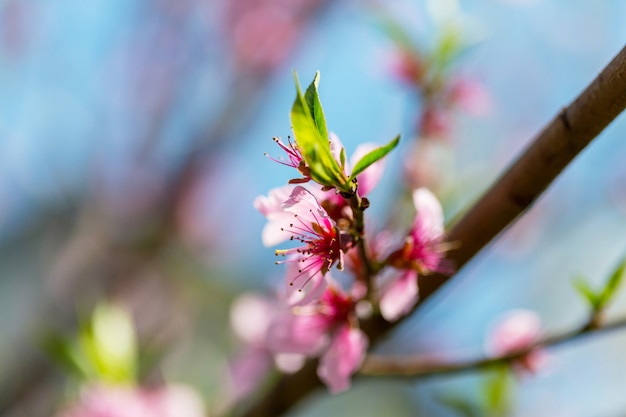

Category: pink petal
[350, 143, 385, 197]
[266, 310, 329, 356]
[230, 293, 275, 345]
[450, 78, 492, 117]
[228, 346, 273, 403]
[282, 186, 330, 227]
[285, 261, 328, 306]
[150, 384, 206, 417]
[379, 269, 419, 322]
[412, 187, 444, 242]
[254, 185, 297, 246]
[485, 309, 542, 356]
[317, 326, 368, 394]
[253, 185, 294, 218]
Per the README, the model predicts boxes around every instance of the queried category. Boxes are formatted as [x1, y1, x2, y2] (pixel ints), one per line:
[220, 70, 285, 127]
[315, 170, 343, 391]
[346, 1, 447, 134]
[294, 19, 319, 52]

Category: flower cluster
[249, 73, 451, 393]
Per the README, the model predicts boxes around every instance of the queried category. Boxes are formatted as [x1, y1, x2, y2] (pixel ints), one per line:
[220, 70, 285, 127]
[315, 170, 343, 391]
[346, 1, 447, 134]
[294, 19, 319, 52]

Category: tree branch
[238, 45, 626, 417]
[360, 315, 626, 377]
[418, 44, 626, 300]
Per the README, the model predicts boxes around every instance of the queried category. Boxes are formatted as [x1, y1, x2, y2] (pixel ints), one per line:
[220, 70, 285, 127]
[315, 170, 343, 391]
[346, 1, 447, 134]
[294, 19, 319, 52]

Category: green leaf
[376, 16, 419, 53]
[573, 276, 600, 309]
[433, 24, 462, 68]
[349, 135, 400, 181]
[291, 71, 348, 190]
[598, 257, 626, 309]
[482, 364, 513, 417]
[79, 303, 138, 384]
[40, 332, 89, 379]
[304, 71, 328, 142]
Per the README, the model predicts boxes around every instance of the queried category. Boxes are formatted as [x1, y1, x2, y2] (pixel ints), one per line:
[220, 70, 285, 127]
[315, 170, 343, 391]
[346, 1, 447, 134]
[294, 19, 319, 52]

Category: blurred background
[1, 0, 626, 416]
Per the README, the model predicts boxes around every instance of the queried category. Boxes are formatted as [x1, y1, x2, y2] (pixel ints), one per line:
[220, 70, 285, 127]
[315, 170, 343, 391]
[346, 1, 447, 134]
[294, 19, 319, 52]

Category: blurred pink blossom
[56, 384, 205, 417]
[485, 309, 548, 374]
[267, 281, 368, 393]
[419, 106, 452, 140]
[225, 0, 324, 72]
[449, 78, 492, 117]
[228, 293, 305, 402]
[390, 49, 425, 85]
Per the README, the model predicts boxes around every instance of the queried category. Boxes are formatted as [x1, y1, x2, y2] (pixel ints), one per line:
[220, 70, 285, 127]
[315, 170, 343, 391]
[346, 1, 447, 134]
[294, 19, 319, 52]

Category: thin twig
[360, 315, 626, 377]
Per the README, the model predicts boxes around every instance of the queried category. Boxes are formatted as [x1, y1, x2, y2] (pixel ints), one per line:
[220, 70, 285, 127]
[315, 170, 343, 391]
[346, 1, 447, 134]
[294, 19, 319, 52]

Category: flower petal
[412, 187, 444, 242]
[317, 325, 368, 394]
[379, 269, 418, 322]
[285, 261, 328, 306]
[266, 310, 329, 356]
[485, 309, 541, 356]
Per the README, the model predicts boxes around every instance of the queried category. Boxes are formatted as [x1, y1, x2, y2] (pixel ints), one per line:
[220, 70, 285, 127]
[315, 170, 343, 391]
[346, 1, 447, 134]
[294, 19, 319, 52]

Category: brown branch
[360, 315, 626, 377]
[238, 45, 626, 417]
[418, 44, 626, 300]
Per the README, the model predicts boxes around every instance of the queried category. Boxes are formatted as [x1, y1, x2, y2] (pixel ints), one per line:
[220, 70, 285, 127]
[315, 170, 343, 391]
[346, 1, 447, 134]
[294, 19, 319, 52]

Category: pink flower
[267, 281, 368, 393]
[265, 136, 310, 184]
[419, 106, 452, 140]
[56, 384, 205, 417]
[485, 309, 547, 373]
[378, 269, 419, 322]
[388, 48, 426, 86]
[227, 293, 305, 402]
[317, 325, 368, 394]
[449, 78, 492, 117]
[389, 188, 446, 273]
[256, 186, 351, 302]
[380, 188, 447, 321]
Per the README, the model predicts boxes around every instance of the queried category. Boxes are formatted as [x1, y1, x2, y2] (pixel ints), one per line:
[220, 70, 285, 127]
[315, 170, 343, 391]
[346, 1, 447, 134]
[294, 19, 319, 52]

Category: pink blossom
[388, 48, 425, 85]
[485, 309, 547, 373]
[256, 186, 349, 299]
[388, 188, 446, 273]
[378, 269, 419, 322]
[381, 188, 447, 321]
[265, 136, 310, 183]
[449, 78, 492, 117]
[56, 384, 205, 417]
[228, 293, 305, 402]
[317, 325, 368, 394]
[267, 281, 368, 393]
[419, 106, 452, 140]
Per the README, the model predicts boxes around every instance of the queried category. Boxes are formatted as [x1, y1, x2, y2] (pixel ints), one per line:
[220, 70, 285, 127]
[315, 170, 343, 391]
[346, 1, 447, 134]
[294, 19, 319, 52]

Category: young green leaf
[573, 276, 600, 310]
[40, 332, 89, 379]
[597, 257, 626, 309]
[349, 135, 400, 181]
[304, 71, 328, 142]
[482, 364, 513, 417]
[291, 72, 348, 190]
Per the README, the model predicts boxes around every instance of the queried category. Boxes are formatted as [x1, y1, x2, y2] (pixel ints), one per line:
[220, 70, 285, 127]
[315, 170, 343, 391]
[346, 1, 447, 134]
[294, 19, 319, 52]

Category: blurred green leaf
[41, 332, 89, 379]
[482, 364, 513, 417]
[376, 16, 419, 52]
[79, 303, 138, 384]
[434, 24, 462, 68]
[349, 135, 400, 181]
[291, 71, 348, 190]
[573, 276, 600, 310]
[436, 394, 483, 417]
[598, 257, 626, 309]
